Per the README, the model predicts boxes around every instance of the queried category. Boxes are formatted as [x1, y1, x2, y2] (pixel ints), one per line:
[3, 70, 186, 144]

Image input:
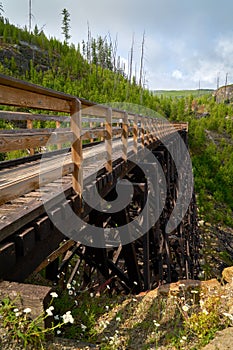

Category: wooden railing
[0, 74, 188, 199]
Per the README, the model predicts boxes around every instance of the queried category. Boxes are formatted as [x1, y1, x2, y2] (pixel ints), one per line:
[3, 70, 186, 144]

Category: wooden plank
[15, 227, 36, 256]
[27, 119, 35, 155]
[71, 99, 83, 195]
[133, 114, 138, 154]
[0, 130, 73, 152]
[0, 73, 74, 102]
[34, 216, 51, 241]
[34, 239, 76, 273]
[105, 108, 112, 172]
[0, 159, 73, 205]
[122, 112, 128, 161]
[0, 84, 71, 112]
[0, 176, 74, 243]
[0, 110, 70, 123]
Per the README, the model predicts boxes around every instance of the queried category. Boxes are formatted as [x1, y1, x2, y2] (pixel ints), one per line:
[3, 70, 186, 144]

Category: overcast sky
[3, 0, 233, 90]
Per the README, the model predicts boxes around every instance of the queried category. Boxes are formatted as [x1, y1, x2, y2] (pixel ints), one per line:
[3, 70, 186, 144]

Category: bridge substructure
[0, 74, 200, 294]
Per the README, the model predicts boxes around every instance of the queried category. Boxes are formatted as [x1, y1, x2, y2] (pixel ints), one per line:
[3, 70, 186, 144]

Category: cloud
[172, 70, 183, 80]
[4, 0, 233, 89]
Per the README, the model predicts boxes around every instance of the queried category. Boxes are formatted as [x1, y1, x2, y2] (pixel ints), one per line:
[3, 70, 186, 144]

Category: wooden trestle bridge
[0, 74, 200, 294]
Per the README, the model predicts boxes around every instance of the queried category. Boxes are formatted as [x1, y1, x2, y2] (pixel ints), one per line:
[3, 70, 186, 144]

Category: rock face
[222, 266, 233, 284]
[201, 327, 233, 350]
[213, 84, 233, 103]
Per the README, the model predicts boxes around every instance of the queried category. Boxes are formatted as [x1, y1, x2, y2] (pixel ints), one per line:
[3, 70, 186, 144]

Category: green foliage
[0, 17, 232, 229]
[61, 8, 71, 44]
[0, 294, 74, 349]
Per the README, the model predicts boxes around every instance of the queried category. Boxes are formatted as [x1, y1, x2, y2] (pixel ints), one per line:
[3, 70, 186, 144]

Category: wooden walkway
[0, 75, 195, 286]
[0, 74, 187, 242]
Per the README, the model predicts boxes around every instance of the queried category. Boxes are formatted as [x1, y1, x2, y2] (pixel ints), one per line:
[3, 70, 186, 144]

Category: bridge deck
[0, 137, 137, 242]
[0, 74, 196, 292]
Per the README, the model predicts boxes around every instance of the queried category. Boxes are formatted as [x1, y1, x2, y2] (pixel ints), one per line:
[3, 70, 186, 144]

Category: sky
[2, 0, 233, 90]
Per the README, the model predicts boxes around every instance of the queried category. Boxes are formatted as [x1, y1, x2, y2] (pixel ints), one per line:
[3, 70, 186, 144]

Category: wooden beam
[71, 99, 83, 196]
[0, 84, 71, 112]
[105, 108, 112, 172]
[0, 130, 73, 152]
[122, 112, 128, 161]
[0, 111, 70, 123]
[133, 114, 138, 154]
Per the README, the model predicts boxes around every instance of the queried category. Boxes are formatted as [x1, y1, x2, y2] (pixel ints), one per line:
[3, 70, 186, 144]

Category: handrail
[0, 74, 188, 199]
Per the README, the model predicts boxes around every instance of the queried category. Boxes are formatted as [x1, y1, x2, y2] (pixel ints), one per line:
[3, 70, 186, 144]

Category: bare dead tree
[139, 30, 145, 87]
[129, 33, 134, 83]
[29, 0, 32, 33]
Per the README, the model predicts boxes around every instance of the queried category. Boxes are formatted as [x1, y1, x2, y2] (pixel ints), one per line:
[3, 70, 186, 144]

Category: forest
[0, 15, 232, 228]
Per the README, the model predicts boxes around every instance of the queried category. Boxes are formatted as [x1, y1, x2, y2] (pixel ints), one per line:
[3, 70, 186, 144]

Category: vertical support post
[143, 182, 150, 290]
[71, 99, 83, 196]
[56, 120, 61, 150]
[100, 122, 104, 141]
[141, 116, 145, 148]
[89, 120, 94, 143]
[27, 119, 34, 155]
[149, 118, 153, 143]
[145, 118, 150, 144]
[133, 114, 138, 155]
[105, 108, 112, 172]
[122, 112, 128, 161]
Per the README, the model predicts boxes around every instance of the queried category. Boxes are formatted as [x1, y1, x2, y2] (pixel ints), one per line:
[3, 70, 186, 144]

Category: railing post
[105, 108, 112, 172]
[122, 112, 128, 161]
[27, 119, 34, 155]
[89, 120, 94, 143]
[56, 120, 61, 150]
[71, 99, 83, 196]
[141, 116, 145, 148]
[133, 114, 138, 154]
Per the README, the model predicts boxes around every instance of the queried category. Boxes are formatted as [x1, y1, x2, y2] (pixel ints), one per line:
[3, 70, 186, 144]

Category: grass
[153, 89, 213, 98]
[1, 275, 233, 349]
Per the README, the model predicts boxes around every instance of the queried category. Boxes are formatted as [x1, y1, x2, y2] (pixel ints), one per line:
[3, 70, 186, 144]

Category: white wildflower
[46, 308, 53, 316]
[202, 308, 209, 315]
[179, 283, 185, 288]
[90, 293, 94, 298]
[81, 323, 87, 331]
[153, 320, 160, 327]
[54, 314, 60, 320]
[23, 308, 31, 314]
[66, 283, 72, 290]
[68, 290, 73, 295]
[15, 312, 21, 317]
[223, 313, 233, 322]
[133, 281, 138, 285]
[199, 299, 205, 308]
[182, 336, 187, 340]
[106, 285, 110, 290]
[116, 316, 121, 322]
[191, 290, 198, 294]
[50, 292, 58, 298]
[57, 330, 61, 335]
[13, 308, 19, 313]
[62, 311, 74, 324]
[182, 304, 190, 312]
[105, 305, 109, 311]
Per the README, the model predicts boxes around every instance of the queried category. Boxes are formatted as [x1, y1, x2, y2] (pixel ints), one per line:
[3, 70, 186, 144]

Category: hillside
[0, 15, 233, 350]
[0, 15, 232, 261]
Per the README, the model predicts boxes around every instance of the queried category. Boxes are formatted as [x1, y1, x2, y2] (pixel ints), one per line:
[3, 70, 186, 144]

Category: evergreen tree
[61, 8, 71, 44]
